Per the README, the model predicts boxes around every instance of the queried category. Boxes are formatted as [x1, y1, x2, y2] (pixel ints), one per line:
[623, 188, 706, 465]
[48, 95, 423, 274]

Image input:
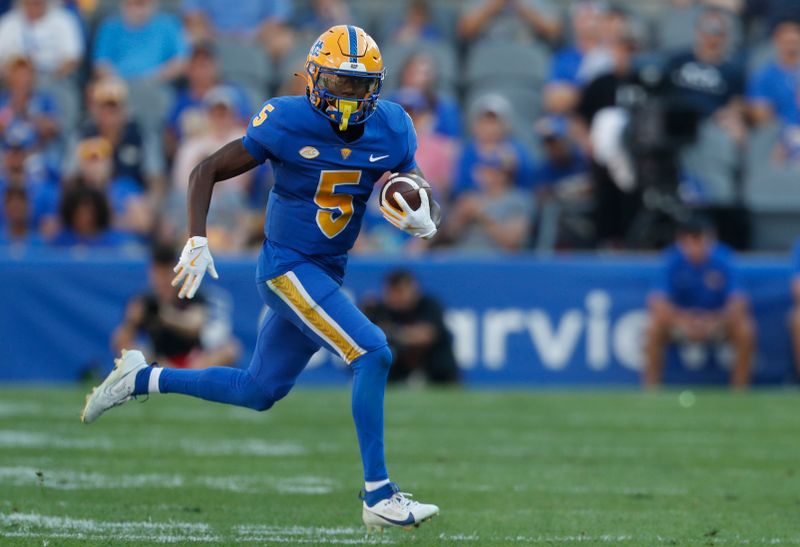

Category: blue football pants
[149, 262, 392, 481]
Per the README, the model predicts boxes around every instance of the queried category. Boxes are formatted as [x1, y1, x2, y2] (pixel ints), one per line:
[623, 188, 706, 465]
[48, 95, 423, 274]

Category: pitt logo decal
[299, 146, 320, 159]
[340, 148, 352, 160]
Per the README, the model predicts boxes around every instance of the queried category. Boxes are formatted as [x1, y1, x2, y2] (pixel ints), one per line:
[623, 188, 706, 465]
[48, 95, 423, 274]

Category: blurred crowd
[0, 0, 799, 254]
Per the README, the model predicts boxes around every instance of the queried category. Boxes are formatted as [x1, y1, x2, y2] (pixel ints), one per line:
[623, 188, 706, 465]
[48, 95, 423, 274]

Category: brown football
[381, 172, 432, 211]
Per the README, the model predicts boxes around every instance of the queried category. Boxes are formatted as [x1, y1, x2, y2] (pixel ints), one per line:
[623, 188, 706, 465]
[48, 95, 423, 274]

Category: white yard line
[0, 465, 337, 495]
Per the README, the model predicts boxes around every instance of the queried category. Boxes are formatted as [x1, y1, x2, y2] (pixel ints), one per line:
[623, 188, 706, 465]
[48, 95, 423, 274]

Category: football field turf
[1, 386, 799, 546]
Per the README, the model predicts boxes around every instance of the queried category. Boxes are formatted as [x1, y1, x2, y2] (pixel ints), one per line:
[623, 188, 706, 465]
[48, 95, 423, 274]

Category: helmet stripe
[347, 25, 358, 63]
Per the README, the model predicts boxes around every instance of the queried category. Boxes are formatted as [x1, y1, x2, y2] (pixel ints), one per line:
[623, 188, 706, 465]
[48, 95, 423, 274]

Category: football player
[81, 25, 440, 530]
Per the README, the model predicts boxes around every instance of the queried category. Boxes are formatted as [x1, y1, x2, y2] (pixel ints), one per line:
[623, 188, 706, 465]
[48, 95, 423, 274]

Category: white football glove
[171, 236, 219, 299]
[380, 189, 438, 240]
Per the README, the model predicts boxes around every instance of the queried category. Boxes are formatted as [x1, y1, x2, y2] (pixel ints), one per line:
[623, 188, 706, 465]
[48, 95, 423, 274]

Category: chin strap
[337, 99, 357, 130]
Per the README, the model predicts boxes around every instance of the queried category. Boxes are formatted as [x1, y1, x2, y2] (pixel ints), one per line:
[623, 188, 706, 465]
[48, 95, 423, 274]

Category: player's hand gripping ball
[380, 172, 440, 239]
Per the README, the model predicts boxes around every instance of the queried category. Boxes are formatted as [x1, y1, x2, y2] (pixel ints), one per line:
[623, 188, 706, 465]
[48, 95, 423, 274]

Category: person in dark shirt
[363, 270, 459, 385]
[661, 8, 745, 139]
[112, 244, 241, 369]
[80, 78, 162, 190]
[644, 216, 754, 389]
[576, 28, 643, 246]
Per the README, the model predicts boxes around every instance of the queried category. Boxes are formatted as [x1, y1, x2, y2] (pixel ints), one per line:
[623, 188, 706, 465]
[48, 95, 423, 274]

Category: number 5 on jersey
[314, 170, 362, 239]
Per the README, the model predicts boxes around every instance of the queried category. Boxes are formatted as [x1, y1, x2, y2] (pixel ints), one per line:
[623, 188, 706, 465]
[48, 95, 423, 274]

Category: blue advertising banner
[0, 250, 794, 385]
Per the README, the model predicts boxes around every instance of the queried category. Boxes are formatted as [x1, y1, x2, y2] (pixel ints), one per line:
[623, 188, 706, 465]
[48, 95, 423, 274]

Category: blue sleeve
[242, 134, 270, 164]
[92, 20, 113, 63]
[166, 16, 189, 60]
[394, 111, 418, 173]
[549, 49, 578, 83]
[243, 100, 281, 163]
[746, 68, 771, 100]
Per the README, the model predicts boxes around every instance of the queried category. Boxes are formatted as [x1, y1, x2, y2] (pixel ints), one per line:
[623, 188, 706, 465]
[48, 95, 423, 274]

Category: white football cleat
[81, 349, 148, 424]
[361, 485, 439, 532]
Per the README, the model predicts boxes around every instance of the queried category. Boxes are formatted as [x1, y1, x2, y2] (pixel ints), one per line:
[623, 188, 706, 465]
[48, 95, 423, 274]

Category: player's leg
[81, 306, 318, 423]
[262, 266, 392, 481]
[262, 265, 438, 529]
[148, 309, 319, 408]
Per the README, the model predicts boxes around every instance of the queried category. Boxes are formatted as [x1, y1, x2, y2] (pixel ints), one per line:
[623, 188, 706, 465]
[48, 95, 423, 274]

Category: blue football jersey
[242, 95, 417, 281]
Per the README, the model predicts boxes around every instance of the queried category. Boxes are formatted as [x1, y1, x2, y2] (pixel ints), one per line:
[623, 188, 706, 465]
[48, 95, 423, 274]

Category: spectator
[0, 55, 59, 149]
[182, 0, 293, 61]
[0, 122, 58, 236]
[166, 86, 254, 251]
[393, 88, 459, 201]
[93, 0, 188, 82]
[661, 8, 746, 141]
[69, 137, 152, 239]
[165, 42, 251, 158]
[0, 186, 41, 246]
[0, 0, 84, 79]
[112, 244, 241, 369]
[390, 53, 461, 138]
[532, 115, 588, 192]
[387, 0, 444, 45]
[747, 21, 800, 126]
[643, 216, 754, 389]
[458, 0, 561, 46]
[362, 270, 459, 384]
[575, 30, 644, 245]
[445, 151, 534, 252]
[544, 1, 605, 114]
[453, 94, 533, 195]
[79, 78, 163, 191]
[660, 0, 743, 53]
[50, 185, 131, 248]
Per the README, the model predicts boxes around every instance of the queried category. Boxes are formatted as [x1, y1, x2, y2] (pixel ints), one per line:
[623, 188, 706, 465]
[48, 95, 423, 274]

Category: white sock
[148, 367, 162, 394]
[365, 479, 390, 492]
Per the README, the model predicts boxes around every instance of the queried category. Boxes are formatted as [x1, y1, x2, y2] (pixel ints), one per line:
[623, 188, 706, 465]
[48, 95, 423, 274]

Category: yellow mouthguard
[337, 99, 357, 131]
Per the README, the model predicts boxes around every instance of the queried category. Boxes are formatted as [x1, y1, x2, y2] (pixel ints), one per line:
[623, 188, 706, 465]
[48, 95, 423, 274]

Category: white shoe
[81, 349, 148, 424]
[362, 485, 439, 532]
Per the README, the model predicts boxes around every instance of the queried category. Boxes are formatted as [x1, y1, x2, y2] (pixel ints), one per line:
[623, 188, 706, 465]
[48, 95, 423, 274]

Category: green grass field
[1, 386, 800, 546]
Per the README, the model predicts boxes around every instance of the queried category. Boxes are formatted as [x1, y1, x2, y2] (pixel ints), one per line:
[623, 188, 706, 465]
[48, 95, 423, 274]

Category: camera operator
[581, 7, 746, 249]
[576, 23, 644, 247]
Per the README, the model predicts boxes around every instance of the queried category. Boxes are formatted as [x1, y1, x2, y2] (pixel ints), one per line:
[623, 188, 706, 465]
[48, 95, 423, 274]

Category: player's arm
[188, 139, 261, 237]
[171, 139, 261, 299]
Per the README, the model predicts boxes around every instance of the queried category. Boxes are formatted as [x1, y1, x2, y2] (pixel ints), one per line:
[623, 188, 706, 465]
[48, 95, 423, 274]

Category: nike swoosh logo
[369, 154, 389, 163]
[375, 512, 415, 526]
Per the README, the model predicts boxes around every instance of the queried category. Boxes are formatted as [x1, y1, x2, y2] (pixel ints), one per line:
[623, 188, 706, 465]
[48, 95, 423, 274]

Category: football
[380, 172, 432, 212]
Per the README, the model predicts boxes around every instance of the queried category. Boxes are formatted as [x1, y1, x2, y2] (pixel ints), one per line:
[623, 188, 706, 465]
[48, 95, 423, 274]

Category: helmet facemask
[307, 62, 384, 130]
